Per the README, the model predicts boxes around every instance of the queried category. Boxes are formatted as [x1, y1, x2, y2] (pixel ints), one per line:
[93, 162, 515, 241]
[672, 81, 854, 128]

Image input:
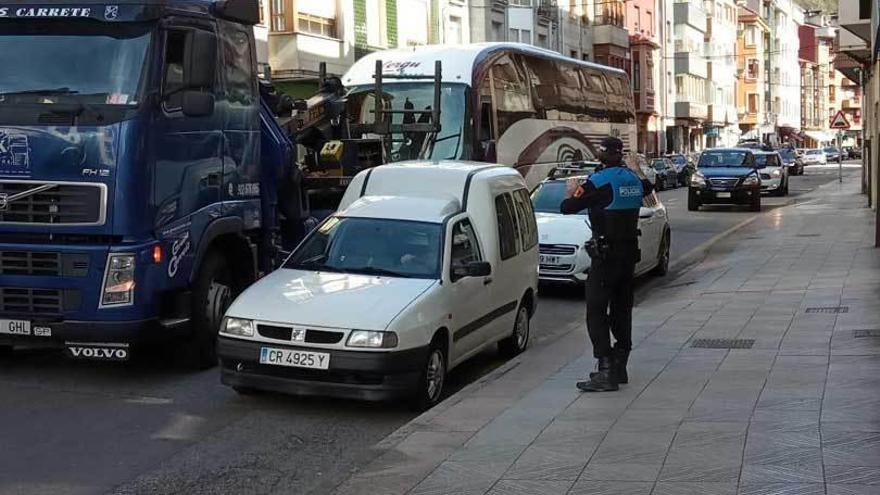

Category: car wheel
[750, 193, 761, 212]
[499, 304, 530, 358]
[687, 189, 701, 211]
[412, 339, 447, 411]
[180, 250, 235, 370]
[652, 230, 671, 277]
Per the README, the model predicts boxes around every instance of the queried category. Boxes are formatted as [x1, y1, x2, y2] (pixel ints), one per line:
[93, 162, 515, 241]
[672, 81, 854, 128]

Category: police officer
[560, 137, 653, 392]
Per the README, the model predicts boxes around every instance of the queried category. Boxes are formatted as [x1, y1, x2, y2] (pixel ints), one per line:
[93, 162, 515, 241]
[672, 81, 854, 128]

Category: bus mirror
[184, 31, 217, 90]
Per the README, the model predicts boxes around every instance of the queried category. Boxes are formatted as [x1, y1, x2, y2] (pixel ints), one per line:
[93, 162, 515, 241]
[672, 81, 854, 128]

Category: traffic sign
[830, 110, 851, 130]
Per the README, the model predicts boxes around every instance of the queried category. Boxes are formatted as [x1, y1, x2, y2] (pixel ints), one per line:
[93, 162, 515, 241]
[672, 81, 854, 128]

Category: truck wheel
[182, 250, 234, 370]
[411, 338, 447, 411]
[499, 303, 530, 358]
[750, 193, 761, 212]
[687, 190, 701, 211]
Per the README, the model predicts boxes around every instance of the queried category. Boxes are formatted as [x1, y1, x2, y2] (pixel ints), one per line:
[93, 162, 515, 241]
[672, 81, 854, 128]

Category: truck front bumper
[218, 336, 429, 402]
[0, 317, 189, 348]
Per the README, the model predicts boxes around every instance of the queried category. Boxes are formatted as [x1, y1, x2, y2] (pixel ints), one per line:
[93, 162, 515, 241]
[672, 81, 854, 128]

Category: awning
[804, 130, 835, 142]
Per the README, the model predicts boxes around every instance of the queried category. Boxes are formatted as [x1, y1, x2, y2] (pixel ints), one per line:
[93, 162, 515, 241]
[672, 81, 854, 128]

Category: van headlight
[221, 317, 255, 337]
[742, 175, 759, 186]
[346, 330, 399, 348]
[101, 253, 135, 306]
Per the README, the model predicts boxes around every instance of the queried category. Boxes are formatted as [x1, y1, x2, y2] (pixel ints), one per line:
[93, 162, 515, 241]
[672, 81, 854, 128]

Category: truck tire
[182, 250, 234, 370]
[687, 190, 701, 211]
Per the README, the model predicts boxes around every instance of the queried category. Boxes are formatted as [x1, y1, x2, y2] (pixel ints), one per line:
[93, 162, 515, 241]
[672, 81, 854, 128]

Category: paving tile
[740, 462, 824, 483]
[502, 444, 588, 481]
[822, 431, 880, 466]
[485, 479, 573, 495]
[737, 482, 825, 495]
[652, 481, 737, 495]
[409, 461, 499, 495]
[658, 460, 741, 482]
[566, 480, 653, 495]
[578, 462, 662, 482]
[825, 465, 880, 484]
[826, 485, 880, 495]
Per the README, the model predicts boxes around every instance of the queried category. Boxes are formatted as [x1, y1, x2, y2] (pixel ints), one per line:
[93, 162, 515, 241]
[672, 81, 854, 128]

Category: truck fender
[188, 217, 255, 285]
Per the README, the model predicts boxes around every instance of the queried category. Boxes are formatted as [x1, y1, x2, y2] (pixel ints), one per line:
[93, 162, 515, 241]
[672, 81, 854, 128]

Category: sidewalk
[333, 174, 880, 495]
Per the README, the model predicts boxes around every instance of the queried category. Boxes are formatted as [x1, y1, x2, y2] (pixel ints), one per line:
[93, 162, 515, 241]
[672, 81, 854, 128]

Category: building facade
[672, 0, 708, 152]
[767, 0, 803, 145]
[798, 12, 836, 147]
[736, 1, 769, 141]
[560, 0, 595, 60]
[703, 0, 739, 147]
[627, 0, 661, 154]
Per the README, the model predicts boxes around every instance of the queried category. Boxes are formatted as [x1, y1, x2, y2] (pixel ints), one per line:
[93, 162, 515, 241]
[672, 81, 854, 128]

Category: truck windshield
[699, 150, 750, 167]
[285, 217, 442, 279]
[0, 21, 152, 106]
[348, 83, 466, 161]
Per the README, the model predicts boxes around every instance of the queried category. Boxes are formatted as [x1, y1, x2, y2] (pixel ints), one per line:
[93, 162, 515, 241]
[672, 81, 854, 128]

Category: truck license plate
[0, 319, 30, 336]
[260, 347, 330, 370]
[539, 255, 561, 265]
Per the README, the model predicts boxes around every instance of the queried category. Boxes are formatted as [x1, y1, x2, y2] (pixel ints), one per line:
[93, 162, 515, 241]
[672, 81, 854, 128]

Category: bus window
[522, 55, 582, 121]
[581, 68, 609, 121]
[488, 55, 535, 136]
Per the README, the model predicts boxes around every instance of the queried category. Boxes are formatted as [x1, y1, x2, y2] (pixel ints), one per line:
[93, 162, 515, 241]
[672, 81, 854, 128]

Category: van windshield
[285, 217, 442, 279]
[347, 83, 467, 161]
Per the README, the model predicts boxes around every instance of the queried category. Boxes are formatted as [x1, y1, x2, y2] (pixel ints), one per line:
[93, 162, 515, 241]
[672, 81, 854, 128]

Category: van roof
[343, 42, 627, 87]
[341, 196, 460, 223]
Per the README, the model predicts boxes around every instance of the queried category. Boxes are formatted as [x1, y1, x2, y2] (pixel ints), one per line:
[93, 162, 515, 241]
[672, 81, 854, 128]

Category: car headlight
[771, 169, 781, 177]
[742, 175, 759, 186]
[220, 317, 255, 337]
[346, 330, 399, 348]
[101, 253, 136, 306]
[690, 172, 706, 186]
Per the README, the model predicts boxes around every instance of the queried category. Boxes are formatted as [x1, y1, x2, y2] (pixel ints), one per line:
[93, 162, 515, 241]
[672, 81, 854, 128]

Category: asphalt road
[0, 163, 859, 495]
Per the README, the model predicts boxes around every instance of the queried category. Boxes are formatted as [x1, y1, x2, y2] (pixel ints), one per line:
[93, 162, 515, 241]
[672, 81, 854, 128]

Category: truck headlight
[346, 330, 398, 348]
[690, 172, 706, 187]
[771, 169, 781, 177]
[220, 317, 255, 337]
[742, 175, 759, 186]
[101, 254, 135, 306]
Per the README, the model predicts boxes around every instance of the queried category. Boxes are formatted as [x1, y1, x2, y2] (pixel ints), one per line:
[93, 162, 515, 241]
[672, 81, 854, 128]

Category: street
[0, 165, 861, 495]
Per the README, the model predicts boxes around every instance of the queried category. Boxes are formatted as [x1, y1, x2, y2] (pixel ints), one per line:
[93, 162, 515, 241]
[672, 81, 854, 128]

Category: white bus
[342, 42, 637, 188]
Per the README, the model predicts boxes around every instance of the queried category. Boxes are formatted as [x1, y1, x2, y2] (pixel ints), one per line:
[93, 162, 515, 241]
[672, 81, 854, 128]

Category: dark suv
[688, 148, 761, 212]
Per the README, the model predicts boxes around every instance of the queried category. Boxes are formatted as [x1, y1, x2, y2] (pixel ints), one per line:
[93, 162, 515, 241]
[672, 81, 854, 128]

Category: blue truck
[0, 0, 302, 368]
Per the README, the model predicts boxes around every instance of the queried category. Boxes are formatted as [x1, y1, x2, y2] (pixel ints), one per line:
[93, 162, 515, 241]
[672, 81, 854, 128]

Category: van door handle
[483, 277, 493, 285]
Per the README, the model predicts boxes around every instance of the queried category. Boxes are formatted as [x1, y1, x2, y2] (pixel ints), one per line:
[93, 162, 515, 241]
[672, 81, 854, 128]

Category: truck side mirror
[181, 91, 215, 117]
[184, 30, 217, 90]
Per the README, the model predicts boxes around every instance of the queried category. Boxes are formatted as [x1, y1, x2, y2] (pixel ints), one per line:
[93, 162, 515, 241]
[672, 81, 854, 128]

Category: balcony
[837, 0, 871, 42]
[268, 32, 352, 79]
[674, 1, 706, 32]
[593, 23, 630, 49]
[842, 99, 861, 109]
[675, 101, 708, 120]
[674, 52, 707, 78]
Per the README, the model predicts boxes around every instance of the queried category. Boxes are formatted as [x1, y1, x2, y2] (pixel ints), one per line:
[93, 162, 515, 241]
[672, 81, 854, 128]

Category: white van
[218, 162, 539, 409]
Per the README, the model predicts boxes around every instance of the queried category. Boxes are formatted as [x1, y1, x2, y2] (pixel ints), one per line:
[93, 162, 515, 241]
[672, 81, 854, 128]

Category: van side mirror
[184, 31, 217, 89]
[181, 91, 215, 117]
[466, 261, 492, 277]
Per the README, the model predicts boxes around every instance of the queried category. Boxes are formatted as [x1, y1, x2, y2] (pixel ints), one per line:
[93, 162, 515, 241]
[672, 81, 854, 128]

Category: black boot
[577, 356, 619, 392]
[589, 347, 630, 384]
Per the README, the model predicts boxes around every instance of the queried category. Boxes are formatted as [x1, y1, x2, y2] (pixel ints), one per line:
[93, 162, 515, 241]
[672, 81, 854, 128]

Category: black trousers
[585, 251, 637, 359]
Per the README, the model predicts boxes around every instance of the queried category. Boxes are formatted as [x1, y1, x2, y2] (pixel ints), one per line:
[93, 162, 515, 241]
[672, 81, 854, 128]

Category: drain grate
[796, 233, 822, 237]
[805, 306, 849, 314]
[691, 338, 755, 349]
[854, 329, 880, 338]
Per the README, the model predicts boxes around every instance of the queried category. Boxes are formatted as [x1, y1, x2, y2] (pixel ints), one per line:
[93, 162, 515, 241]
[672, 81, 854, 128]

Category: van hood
[536, 212, 591, 246]
[227, 269, 438, 331]
[697, 166, 755, 178]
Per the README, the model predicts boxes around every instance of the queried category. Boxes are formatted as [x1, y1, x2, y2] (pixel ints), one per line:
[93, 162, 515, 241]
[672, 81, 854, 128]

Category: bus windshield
[348, 83, 467, 161]
[0, 21, 152, 107]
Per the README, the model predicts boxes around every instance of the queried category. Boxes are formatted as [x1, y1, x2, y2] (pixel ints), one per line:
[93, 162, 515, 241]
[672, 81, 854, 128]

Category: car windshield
[698, 150, 750, 167]
[531, 180, 586, 214]
[0, 21, 152, 106]
[669, 155, 687, 165]
[651, 159, 666, 169]
[807, 150, 821, 155]
[755, 154, 780, 167]
[779, 149, 796, 160]
[348, 83, 466, 161]
[824, 147, 837, 153]
[284, 217, 442, 279]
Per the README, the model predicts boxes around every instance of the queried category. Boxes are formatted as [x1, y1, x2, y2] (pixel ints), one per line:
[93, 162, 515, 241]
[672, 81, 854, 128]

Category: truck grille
[0, 287, 63, 314]
[539, 244, 578, 255]
[0, 181, 106, 225]
[708, 178, 739, 188]
[0, 251, 90, 277]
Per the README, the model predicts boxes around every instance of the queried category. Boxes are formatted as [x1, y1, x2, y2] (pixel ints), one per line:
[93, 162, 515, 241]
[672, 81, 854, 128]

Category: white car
[218, 162, 539, 409]
[755, 151, 789, 196]
[801, 149, 827, 165]
[530, 174, 671, 285]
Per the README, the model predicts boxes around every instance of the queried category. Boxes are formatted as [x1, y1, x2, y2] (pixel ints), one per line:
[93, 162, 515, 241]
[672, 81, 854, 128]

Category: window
[447, 15, 463, 44]
[511, 189, 538, 251]
[747, 93, 758, 114]
[449, 219, 481, 282]
[366, 0, 384, 47]
[224, 29, 256, 105]
[633, 53, 640, 91]
[509, 28, 518, 42]
[745, 25, 756, 46]
[486, 55, 534, 136]
[571, 50, 578, 58]
[521, 29, 532, 44]
[646, 11, 653, 36]
[162, 30, 189, 109]
[634, 6, 640, 32]
[270, 0, 287, 31]
[746, 59, 759, 80]
[495, 194, 519, 260]
[538, 33, 547, 47]
[829, 85, 835, 102]
[491, 21, 503, 41]
[297, 13, 336, 37]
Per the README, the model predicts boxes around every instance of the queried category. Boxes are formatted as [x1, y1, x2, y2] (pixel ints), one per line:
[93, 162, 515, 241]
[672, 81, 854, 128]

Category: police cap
[599, 136, 624, 153]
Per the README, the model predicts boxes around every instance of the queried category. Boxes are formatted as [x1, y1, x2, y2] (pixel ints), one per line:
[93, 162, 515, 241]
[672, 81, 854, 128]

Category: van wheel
[653, 231, 670, 277]
[687, 190, 701, 211]
[750, 193, 762, 212]
[411, 340, 447, 411]
[181, 250, 234, 370]
[499, 304, 530, 358]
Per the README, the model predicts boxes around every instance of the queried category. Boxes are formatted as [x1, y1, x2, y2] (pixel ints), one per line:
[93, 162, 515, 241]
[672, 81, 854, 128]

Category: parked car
[218, 162, 539, 409]
[755, 151, 789, 196]
[651, 158, 678, 190]
[667, 154, 693, 185]
[802, 148, 827, 165]
[778, 147, 803, 175]
[842, 146, 862, 159]
[530, 175, 671, 285]
[823, 146, 841, 162]
[632, 154, 657, 187]
[688, 148, 762, 212]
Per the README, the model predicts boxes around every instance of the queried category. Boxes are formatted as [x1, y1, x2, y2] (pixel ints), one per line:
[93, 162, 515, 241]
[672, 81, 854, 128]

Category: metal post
[838, 131, 842, 183]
